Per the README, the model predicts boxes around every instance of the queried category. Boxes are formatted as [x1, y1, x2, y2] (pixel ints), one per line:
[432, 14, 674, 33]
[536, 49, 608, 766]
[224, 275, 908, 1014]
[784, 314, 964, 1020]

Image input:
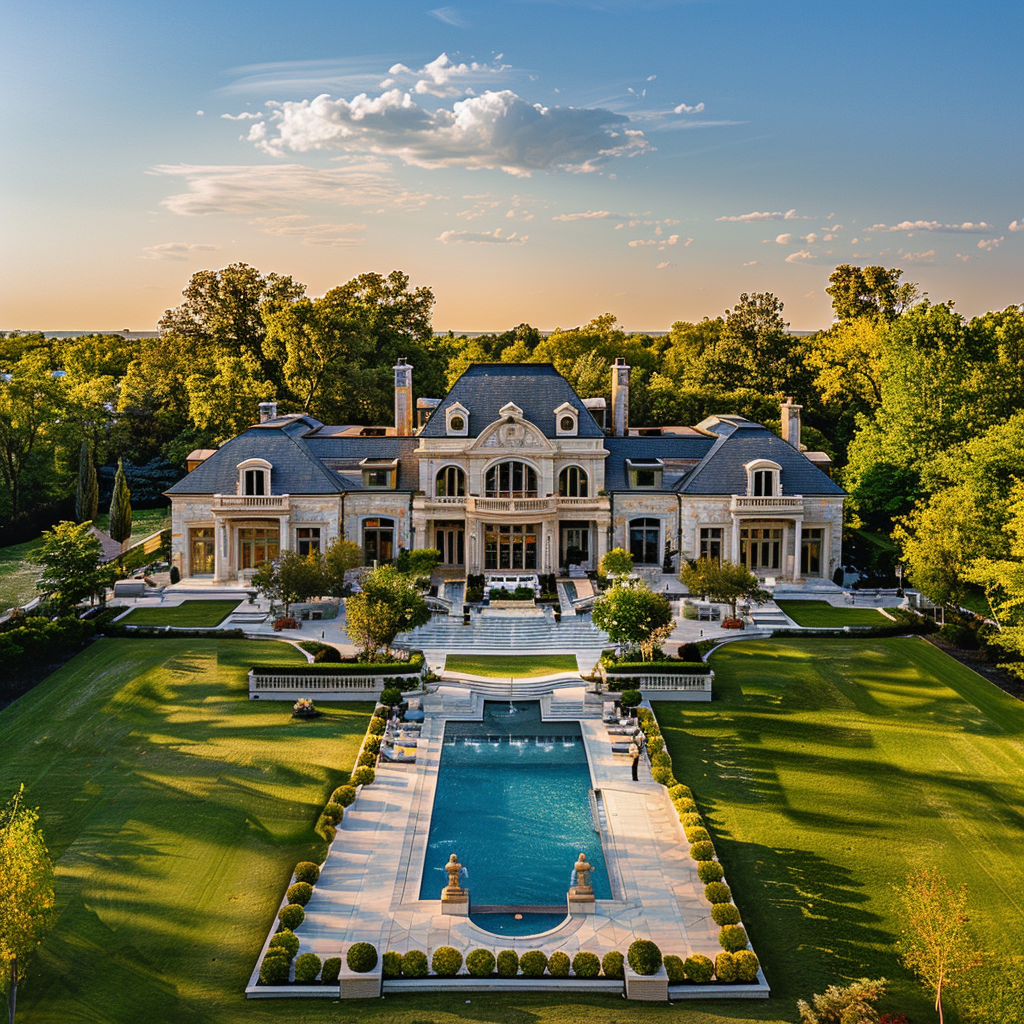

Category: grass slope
[120, 599, 243, 627]
[775, 599, 886, 627]
[444, 654, 580, 678]
[655, 637, 1024, 1023]
[0, 535, 43, 613]
[0, 638, 372, 1024]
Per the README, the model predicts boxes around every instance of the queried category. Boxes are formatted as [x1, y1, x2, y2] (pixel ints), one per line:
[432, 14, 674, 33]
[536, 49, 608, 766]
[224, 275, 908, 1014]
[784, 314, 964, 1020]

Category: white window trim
[554, 401, 578, 436]
[236, 457, 272, 496]
[446, 401, 470, 436]
[744, 459, 782, 497]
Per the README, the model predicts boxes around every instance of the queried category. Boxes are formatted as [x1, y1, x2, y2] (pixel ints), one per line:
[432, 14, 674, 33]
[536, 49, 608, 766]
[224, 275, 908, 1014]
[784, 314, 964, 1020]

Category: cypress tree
[75, 441, 99, 523]
[108, 458, 133, 548]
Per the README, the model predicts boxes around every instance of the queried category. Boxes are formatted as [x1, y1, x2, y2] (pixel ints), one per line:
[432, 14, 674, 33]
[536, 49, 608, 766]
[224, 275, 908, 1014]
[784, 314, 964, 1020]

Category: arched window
[435, 465, 466, 497]
[237, 457, 271, 496]
[558, 466, 589, 497]
[485, 460, 537, 498]
[629, 517, 660, 565]
[745, 460, 782, 497]
[363, 518, 395, 564]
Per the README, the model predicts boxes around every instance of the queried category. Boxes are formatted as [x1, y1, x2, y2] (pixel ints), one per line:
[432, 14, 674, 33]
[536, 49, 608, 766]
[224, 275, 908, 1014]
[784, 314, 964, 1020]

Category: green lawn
[94, 505, 172, 546]
[0, 535, 43, 614]
[444, 654, 580, 677]
[775, 599, 887, 627]
[120, 599, 243, 627]
[655, 636, 1024, 1023]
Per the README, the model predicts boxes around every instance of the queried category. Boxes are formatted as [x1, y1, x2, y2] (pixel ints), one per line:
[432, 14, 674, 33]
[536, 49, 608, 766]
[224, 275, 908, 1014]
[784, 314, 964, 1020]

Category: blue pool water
[420, 701, 611, 925]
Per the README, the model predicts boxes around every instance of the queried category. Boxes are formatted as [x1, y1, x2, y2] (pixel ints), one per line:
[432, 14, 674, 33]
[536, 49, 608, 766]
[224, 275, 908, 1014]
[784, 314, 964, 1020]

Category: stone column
[792, 518, 803, 582]
[731, 516, 741, 566]
[214, 519, 226, 582]
[279, 515, 289, 552]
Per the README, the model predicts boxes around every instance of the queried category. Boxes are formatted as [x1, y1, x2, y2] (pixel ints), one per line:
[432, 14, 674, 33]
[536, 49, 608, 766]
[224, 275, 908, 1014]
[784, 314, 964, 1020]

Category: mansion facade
[166, 360, 845, 584]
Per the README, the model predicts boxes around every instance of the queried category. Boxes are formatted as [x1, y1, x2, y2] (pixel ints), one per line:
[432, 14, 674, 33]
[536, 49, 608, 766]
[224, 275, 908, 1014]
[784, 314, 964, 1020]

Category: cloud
[221, 111, 263, 120]
[742, 260, 758, 266]
[437, 227, 528, 244]
[900, 250, 936, 263]
[672, 101, 705, 114]
[977, 236, 1004, 250]
[802, 232, 818, 244]
[627, 233, 688, 250]
[775, 233, 792, 244]
[140, 242, 220, 261]
[552, 209, 626, 221]
[868, 220, 992, 233]
[383, 53, 506, 97]
[717, 209, 802, 223]
[248, 215, 366, 246]
[656, 261, 670, 268]
[785, 249, 817, 264]
[196, 110, 204, 116]
[151, 162, 438, 216]
[1009, 220, 1024, 232]
[429, 7, 466, 25]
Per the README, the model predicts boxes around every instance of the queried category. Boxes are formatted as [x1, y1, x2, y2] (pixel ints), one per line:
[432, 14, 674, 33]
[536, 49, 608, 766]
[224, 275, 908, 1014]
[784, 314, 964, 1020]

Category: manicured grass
[121, 599, 243, 627]
[775, 599, 887, 627]
[0, 638, 374, 1024]
[0, 535, 43, 614]
[95, 505, 172, 546]
[655, 636, 1024, 1022]
[444, 654, 580, 678]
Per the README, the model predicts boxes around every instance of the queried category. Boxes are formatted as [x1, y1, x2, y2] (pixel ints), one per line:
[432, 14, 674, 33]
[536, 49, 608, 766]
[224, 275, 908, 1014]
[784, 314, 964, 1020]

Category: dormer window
[237, 458, 272, 496]
[554, 402, 578, 436]
[626, 458, 663, 489]
[745, 460, 782, 496]
[446, 402, 470, 436]
[360, 457, 399, 489]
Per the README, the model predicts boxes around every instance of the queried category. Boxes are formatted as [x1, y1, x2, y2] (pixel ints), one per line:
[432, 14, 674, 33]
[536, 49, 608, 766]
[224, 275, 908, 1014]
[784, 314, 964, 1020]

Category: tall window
[558, 466, 589, 497]
[485, 460, 537, 497]
[243, 468, 266, 495]
[484, 524, 537, 570]
[363, 518, 395, 563]
[741, 527, 782, 570]
[801, 528, 823, 576]
[699, 527, 722, 563]
[296, 527, 321, 556]
[238, 527, 279, 569]
[752, 469, 776, 496]
[629, 518, 660, 564]
[189, 528, 215, 575]
[435, 465, 466, 497]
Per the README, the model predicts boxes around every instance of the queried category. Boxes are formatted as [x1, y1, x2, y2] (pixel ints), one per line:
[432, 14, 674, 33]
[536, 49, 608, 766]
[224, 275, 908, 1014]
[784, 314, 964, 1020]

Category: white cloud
[437, 227, 527, 244]
[656, 261, 670, 268]
[716, 209, 802, 223]
[742, 260, 758, 266]
[552, 210, 626, 221]
[785, 249, 817, 264]
[627, 233, 687, 250]
[673, 101, 705, 114]
[802, 232, 818, 244]
[151, 162, 438, 216]
[955, 253, 970, 261]
[901, 250, 936, 263]
[775, 233, 792, 244]
[429, 7, 466, 26]
[1009, 220, 1024, 232]
[868, 220, 992, 233]
[196, 110, 204, 116]
[140, 242, 220, 261]
[977, 236, 1004, 250]
[221, 111, 263, 120]
[248, 215, 366, 247]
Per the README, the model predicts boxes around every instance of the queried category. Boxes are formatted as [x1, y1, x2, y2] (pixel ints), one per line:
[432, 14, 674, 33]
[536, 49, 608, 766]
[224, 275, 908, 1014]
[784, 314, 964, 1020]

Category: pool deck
[290, 699, 749, 981]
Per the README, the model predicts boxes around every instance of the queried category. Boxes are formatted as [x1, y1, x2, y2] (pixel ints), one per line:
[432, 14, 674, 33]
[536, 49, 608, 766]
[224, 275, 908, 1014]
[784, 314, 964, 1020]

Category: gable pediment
[471, 413, 553, 452]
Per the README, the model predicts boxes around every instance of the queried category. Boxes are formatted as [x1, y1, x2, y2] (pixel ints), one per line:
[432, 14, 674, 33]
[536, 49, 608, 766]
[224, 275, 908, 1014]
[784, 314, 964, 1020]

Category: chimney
[781, 397, 803, 449]
[611, 358, 630, 437]
[258, 400, 278, 424]
[394, 358, 413, 436]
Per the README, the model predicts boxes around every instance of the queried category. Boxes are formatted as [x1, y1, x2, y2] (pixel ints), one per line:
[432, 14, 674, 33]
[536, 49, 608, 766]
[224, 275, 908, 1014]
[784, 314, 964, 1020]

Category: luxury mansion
[166, 359, 844, 583]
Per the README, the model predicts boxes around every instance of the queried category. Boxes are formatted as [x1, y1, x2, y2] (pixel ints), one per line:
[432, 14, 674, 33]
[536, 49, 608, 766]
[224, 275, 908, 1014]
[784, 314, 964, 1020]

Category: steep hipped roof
[603, 436, 716, 490]
[303, 436, 420, 490]
[419, 363, 604, 438]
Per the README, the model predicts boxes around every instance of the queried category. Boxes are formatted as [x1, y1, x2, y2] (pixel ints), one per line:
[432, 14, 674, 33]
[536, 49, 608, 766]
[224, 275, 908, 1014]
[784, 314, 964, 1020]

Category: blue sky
[1, 0, 1021, 331]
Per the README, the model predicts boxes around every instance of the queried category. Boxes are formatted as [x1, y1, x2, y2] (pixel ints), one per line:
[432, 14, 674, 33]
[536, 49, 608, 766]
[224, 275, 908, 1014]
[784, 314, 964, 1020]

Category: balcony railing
[213, 494, 290, 512]
[468, 496, 556, 514]
[730, 495, 804, 513]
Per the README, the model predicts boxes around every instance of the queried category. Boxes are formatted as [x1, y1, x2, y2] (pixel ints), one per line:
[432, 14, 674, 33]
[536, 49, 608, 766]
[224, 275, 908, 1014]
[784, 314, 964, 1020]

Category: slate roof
[680, 424, 845, 496]
[418, 363, 604, 438]
[303, 436, 420, 490]
[603, 437, 716, 490]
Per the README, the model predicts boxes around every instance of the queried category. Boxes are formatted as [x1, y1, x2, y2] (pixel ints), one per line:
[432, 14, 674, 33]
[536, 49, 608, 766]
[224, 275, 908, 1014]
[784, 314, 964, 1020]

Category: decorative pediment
[498, 401, 523, 419]
[472, 413, 553, 452]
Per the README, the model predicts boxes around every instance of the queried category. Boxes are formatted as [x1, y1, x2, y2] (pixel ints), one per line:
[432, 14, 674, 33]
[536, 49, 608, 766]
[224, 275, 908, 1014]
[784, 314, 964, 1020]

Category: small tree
[108, 458, 132, 550]
[323, 538, 363, 596]
[394, 548, 441, 579]
[252, 551, 325, 615]
[0, 786, 56, 1024]
[600, 547, 634, 577]
[345, 565, 429, 661]
[796, 977, 887, 1024]
[36, 520, 115, 612]
[895, 868, 981, 1024]
[75, 441, 98, 524]
[591, 580, 674, 659]
[682, 558, 768, 620]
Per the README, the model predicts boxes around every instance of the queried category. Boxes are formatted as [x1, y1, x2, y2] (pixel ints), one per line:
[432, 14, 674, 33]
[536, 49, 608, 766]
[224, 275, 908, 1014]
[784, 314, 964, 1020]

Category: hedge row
[0, 615, 97, 687]
[250, 653, 424, 676]
[605, 661, 713, 675]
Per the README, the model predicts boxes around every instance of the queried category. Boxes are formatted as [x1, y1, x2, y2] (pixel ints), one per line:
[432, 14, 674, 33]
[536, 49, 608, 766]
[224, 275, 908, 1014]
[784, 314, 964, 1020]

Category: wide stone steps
[396, 614, 610, 654]
[438, 674, 585, 698]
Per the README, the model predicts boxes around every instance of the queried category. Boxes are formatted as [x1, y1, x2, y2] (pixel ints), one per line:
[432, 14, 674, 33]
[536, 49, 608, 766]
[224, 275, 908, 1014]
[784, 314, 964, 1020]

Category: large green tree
[826, 264, 920, 323]
[344, 565, 429, 660]
[36, 520, 114, 611]
[591, 579, 673, 657]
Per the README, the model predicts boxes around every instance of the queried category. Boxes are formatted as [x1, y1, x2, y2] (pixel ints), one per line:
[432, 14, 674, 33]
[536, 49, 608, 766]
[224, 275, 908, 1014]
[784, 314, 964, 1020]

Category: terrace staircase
[748, 602, 793, 628]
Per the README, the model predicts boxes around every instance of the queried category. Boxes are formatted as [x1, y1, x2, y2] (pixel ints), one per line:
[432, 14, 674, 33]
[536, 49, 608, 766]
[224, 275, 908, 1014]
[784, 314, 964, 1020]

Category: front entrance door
[190, 527, 215, 575]
[436, 524, 465, 566]
[801, 528, 823, 576]
[484, 524, 538, 570]
[560, 524, 590, 568]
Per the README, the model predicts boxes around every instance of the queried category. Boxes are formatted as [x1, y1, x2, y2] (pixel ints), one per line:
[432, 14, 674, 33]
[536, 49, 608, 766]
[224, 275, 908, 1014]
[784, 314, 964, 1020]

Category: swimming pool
[420, 701, 610, 933]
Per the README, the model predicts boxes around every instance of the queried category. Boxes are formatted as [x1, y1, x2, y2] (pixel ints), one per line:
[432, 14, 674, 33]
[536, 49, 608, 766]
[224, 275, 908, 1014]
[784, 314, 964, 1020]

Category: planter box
[339, 964, 382, 999]
[624, 964, 668, 1001]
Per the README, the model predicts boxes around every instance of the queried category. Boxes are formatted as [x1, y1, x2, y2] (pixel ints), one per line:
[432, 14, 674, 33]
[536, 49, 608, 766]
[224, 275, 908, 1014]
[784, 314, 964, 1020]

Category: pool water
[420, 701, 611, 919]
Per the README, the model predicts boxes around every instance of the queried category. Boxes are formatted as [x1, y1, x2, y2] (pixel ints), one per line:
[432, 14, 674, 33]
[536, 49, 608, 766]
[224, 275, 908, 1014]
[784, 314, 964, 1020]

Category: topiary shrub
[431, 946, 463, 977]
[496, 949, 519, 977]
[681, 814, 704, 830]
[602, 950, 624, 979]
[627, 939, 663, 976]
[520, 950, 548, 977]
[684, 954, 714, 984]
[679, 642, 702, 662]
[651, 751, 672, 768]
[286, 882, 313, 906]
[368, 717, 386, 735]
[364, 735, 382, 754]
[321, 956, 341, 985]
[663, 954, 685, 983]
[372, 705, 389, 719]
[673, 798, 698, 816]
[320, 822, 337, 844]
[466, 949, 495, 978]
[260, 952, 291, 985]
[733, 950, 760, 983]
[689, 841, 716, 861]
[332, 785, 357, 806]
[351, 766, 375, 787]
[269, 929, 300, 959]
[712, 902, 741, 926]
[401, 949, 428, 978]
[651, 766, 677, 787]
[322, 802, 345, 825]
[346, 942, 378, 973]
[294, 861, 320, 884]
[684, 826, 711, 845]
[358, 749, 377, 767]
[697, 860, 724, 883]
[278, 904, 305, 930]
[314, 646, 342, 663]
[382, 951, 402, 979]
[646, 737, 665, 757]
[548, 951, 570, 977]
[715, 951, 738, 982]
[619, 688, 642, 709]
[294, 952, 322, 983]
[572, 951, 601, 978]
[704, 881, 732, 904]
[668, 784, 693, 802]
[718, 925, 748, 952]
[379, 687, 404, 707]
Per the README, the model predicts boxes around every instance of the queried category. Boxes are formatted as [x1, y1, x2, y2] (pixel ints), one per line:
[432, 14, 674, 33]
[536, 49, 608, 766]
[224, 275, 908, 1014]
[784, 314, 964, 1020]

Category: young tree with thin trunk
[0, 786, 56, 1024]
[75, 441, 98, 523]
[108, 457, 132, 550]
[36, 520, 115, 612]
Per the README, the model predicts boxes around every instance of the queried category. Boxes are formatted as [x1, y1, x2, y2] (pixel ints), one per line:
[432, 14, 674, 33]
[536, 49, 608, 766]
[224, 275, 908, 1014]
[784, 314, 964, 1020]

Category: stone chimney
[394, 358, 413, 436]
[258, 401, 278, 424]
[781, 397, 802, 449]
[611, 358, 630, 437]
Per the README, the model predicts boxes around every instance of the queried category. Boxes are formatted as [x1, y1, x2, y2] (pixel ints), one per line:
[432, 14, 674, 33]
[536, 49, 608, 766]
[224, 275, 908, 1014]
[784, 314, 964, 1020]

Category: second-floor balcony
[415, 494, 609, 517]
[730, 494, 804, 514]
[213, 493, 290, 513]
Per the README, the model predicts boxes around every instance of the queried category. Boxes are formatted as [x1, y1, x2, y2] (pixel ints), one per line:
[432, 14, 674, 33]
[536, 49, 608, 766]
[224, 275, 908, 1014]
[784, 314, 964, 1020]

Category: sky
[1, 0, 1021, 333]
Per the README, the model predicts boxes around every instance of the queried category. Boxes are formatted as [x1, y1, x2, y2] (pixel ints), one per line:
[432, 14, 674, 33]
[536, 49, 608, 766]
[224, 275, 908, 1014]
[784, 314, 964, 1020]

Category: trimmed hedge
[278, 904, 304, 930]
[627, 939, 663, 976]
[332, 785, 356, 806]
[294, 861, 320, 884]
[548, 951, 570, 978]
[697, 860, 724, 883]
[466, 949, 495, 978]
[358, 749, 378, 767]
[249, 654, 424, 676]
[715, 951, 738, 983]
[269, 930, 300, 959]
[719, 925, 749, 952]
[432, 946, 463, 977]
[669, 783, 694, 802]
[322, 802, 345, 825]
[379, 686, 404, 706]
[684, 825, 710, 845]
[651, 766, 677, 787]
[260, 953, 291, 985]
[401, 950, 429, 978]
[382, 951, 402, 979]
[704, 881, 732, 904]
[363, 736, 382, 754]
[572, 951, 601, 978]
[294, 952, 322, 983]
[496, 949, 519, 977]
[605, 660, 712, 675]
[347, 942, 378, 973]
[321, 957, 341, 985]
[734, 950, 760, 983]
[286, 882, 313, 906]
[520, 950, 548, 977]
[368, 717, 386, 735]
[712, 902, 741, 926]
[684, 954, 714, 984]
[663, 954, 685, 983]
[601, 950, 624, 979]
[351, 766, 375, 786]
[689, 840, 716, 862]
